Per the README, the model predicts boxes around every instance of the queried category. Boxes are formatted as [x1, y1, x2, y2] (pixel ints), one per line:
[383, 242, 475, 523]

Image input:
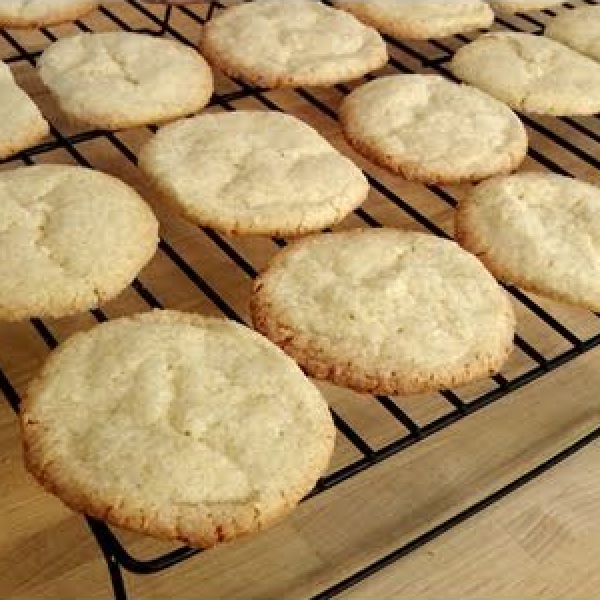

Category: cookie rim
[0, 62, 50, 160]
[0, 117, 49, 161]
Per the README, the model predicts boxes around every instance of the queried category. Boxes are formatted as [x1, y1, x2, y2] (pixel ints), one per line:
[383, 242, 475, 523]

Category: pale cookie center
[40, 325, 325, 506]
[269, 241, 508, 367]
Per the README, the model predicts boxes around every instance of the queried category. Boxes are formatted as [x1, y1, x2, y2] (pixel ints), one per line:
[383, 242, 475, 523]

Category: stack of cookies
[3, 0, 600, 550]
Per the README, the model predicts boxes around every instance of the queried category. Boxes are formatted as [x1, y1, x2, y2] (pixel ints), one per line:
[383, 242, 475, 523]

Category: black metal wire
[312, 420, 600, 599]
[1, 2, 600, 599]
[87, 519, 129, 600]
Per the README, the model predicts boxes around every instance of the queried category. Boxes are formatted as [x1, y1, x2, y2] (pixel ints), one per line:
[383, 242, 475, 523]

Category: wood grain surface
[2, 2, 600, 598]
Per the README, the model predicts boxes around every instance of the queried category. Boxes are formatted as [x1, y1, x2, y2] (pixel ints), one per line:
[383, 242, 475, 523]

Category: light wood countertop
[2, 2, 600, 598]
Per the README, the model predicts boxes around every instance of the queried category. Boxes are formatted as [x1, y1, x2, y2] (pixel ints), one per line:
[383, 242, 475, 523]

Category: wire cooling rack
[2, 1, 600, 598]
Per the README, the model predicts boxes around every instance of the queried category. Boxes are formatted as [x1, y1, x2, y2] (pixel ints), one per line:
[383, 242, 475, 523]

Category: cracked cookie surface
[200, 0, 387, 88]
[251, 229, 515, 395]
[138, 111, 369, 236]
[339, 75, 527, 183]
[0, 0, 97, 28]
[456, 173, 600, 311]
[0, 61, 49, 160]
[21, 309, 335, 547]
[38, 32, 213, 130]
[0, 164, 158, 320]
[450, 32, 600, 115]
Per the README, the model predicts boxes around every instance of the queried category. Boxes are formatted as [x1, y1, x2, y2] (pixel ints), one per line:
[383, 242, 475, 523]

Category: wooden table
[2, 2, 600, 598]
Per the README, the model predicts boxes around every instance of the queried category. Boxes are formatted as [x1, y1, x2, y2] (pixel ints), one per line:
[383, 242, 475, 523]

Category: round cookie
[489, 1, 562, 13]
[333, 1, 494, 40]
[251, 229, 515, 396]
[38, 32, 213, 130]
[0, 0, 98, 28]
[21, 310, 335, 547]
[0, 164, 158, 321]
[545, 6, 600, 63]
[138, 111, 369, 236]
[456, 173, 600, 312]
[0, 61, 49, 160]
[339, 74, 527, 184]
[199, 1, 388, 88]
[450, 32, 600, 116]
